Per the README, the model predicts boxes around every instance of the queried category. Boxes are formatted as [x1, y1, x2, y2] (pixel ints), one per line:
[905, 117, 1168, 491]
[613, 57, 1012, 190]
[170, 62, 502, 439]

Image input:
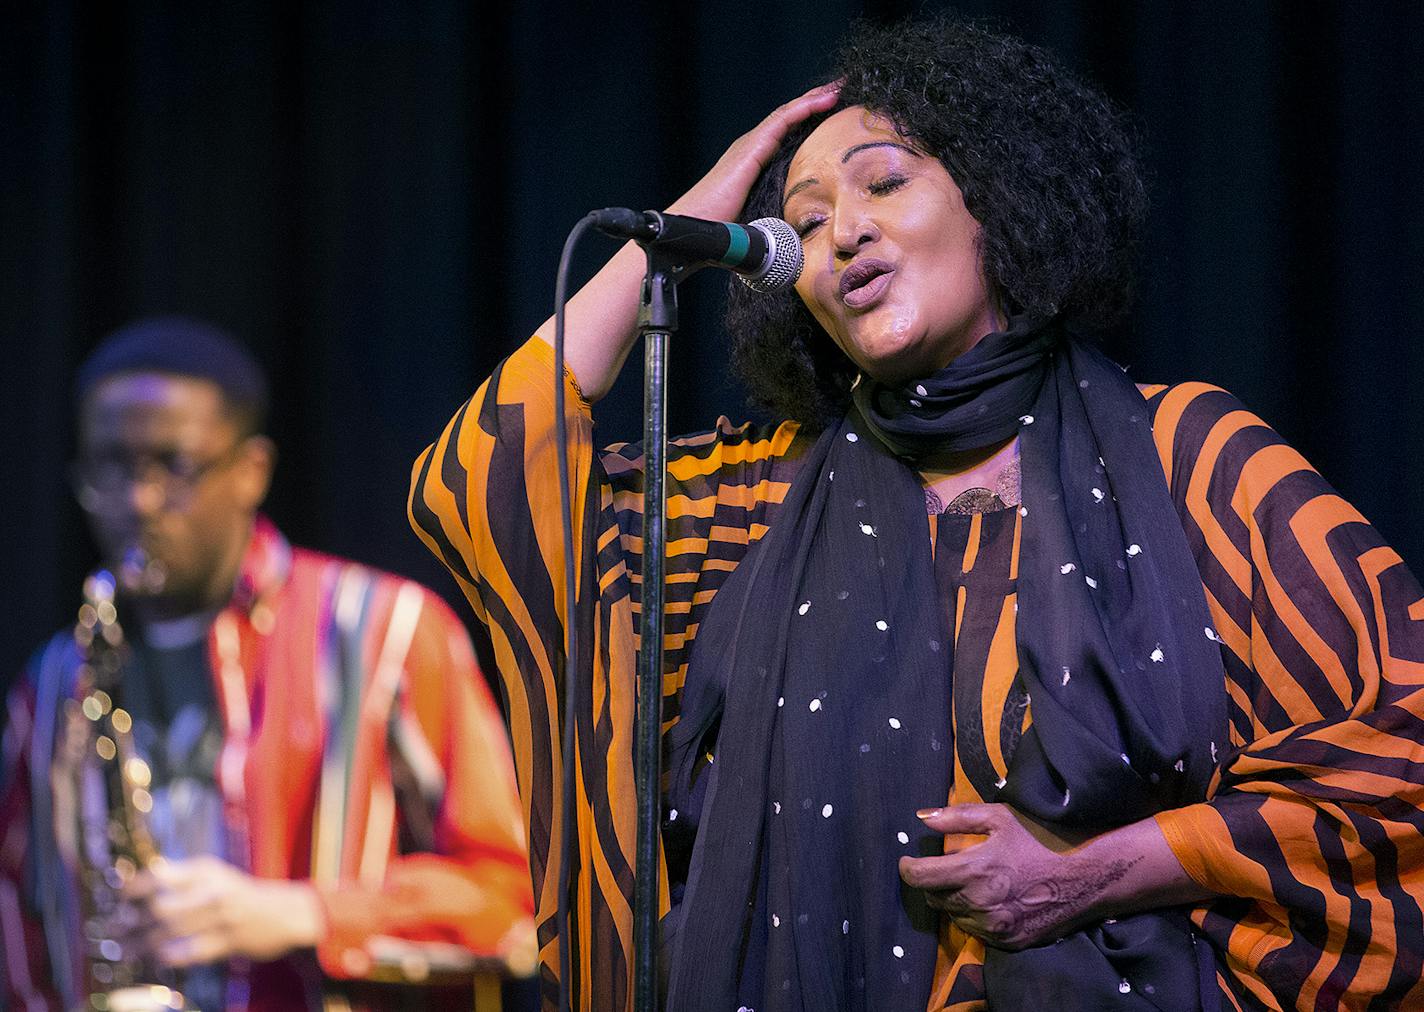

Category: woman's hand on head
[537, 81, 838, 403]
[898, 803, 1214, 951]
[667, 82, 841, 223]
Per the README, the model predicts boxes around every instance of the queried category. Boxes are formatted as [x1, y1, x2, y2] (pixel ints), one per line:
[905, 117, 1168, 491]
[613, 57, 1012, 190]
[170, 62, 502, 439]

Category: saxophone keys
[125, 757, 152, 788]
[83, 571, 116, 603]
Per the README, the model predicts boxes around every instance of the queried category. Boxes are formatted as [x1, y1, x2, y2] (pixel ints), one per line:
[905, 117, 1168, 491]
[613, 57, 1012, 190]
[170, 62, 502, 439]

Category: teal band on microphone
[720, 225, 750, 267]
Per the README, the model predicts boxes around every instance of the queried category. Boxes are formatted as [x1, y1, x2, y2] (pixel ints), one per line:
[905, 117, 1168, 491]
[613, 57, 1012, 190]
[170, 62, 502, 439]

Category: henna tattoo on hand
[943, 853, 1144, 949]
[1010, 854, 1143, 937]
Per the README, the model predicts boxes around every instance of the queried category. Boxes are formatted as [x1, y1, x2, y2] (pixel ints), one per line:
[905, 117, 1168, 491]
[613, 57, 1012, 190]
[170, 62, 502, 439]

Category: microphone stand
[633, 250, 684, 1012]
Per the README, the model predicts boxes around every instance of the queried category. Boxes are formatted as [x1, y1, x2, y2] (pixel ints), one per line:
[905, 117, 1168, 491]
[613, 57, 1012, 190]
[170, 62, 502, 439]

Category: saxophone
[68, 555, 189, 1012]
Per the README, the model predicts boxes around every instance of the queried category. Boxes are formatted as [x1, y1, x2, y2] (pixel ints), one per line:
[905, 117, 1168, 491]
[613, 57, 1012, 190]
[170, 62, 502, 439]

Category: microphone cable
[546, 210, 796, 1009]
[552, 211, 598, 1012]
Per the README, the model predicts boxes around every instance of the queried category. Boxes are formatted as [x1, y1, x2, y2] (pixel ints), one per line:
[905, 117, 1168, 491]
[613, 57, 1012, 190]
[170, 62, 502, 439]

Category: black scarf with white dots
[664, 317, 1228, 1011]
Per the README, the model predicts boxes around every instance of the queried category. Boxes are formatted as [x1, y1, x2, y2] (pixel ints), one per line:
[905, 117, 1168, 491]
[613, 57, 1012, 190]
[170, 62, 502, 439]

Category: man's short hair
[75, 316, 270, 435]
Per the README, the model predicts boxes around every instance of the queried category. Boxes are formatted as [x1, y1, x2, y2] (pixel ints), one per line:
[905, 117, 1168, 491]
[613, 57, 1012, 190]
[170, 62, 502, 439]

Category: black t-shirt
[123, 618, 228, 1010]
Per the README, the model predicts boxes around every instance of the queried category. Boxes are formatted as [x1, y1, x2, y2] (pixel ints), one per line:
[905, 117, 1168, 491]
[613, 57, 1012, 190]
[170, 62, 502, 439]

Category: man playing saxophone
[0, 317, 535, 1010]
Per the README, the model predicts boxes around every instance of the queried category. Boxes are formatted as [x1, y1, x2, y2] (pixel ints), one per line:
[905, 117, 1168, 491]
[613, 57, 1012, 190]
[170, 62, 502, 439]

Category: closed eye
[868, 175, 908, 196]
[793, 214, 826, 239]
[792, 174, 907, 237]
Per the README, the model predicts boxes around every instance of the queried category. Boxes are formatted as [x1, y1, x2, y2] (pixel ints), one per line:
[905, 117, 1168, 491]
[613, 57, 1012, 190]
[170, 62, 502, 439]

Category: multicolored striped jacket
[410, 335, 1424, 1010]
[0, 517, 534, 1010]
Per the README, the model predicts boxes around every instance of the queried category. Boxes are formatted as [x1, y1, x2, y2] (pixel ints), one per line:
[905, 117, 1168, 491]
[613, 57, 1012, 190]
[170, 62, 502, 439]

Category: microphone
[591, 208, 803, 293]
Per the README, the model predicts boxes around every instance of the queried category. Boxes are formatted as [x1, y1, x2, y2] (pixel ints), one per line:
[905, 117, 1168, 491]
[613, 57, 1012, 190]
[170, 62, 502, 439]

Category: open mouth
[838, 259, 895, 309]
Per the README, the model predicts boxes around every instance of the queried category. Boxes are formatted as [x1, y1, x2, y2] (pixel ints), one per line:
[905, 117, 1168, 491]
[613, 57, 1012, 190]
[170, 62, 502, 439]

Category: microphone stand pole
[633, 251, 681, 1011]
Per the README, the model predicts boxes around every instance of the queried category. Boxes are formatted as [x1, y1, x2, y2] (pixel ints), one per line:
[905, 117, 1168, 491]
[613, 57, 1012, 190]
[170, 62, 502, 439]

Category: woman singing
[411, 15, 1424, 1010]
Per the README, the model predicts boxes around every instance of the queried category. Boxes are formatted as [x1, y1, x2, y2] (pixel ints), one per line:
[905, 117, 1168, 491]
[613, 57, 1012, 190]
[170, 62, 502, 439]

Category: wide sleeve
[312, 590, 537, 981]
[1148, 382, 1424, 1009]
[408, 334, 804, 1009]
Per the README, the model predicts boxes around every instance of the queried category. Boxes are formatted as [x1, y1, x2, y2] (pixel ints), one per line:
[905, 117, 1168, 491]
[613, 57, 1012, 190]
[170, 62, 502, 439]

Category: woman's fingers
[916, 802, 1005, 836]
[736, 81, 841, 163]
[668, 81, 840, 222]
[763, 81, 842, 136]
[898, 851, 967, 892]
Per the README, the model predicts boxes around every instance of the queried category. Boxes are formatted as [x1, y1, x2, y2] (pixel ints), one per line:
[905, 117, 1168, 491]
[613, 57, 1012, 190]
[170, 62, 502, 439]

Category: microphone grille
[740, 217, 804, 294]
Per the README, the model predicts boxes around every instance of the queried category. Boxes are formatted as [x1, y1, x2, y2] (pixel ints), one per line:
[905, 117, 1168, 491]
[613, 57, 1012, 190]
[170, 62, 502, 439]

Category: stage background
[3, 1, 1422, 708]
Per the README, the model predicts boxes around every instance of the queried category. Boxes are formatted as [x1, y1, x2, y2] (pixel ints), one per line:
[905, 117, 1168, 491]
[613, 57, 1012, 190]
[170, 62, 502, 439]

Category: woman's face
[783, 106, 1001, 386]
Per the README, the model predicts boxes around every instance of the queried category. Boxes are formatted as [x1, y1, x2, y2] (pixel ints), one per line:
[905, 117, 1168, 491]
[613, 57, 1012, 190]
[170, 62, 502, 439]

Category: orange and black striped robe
[410, 334, 1424, 1010]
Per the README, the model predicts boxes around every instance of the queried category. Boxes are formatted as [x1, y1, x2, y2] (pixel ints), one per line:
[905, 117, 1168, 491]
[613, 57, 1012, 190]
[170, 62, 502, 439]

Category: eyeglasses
[71, 441, 246, 513]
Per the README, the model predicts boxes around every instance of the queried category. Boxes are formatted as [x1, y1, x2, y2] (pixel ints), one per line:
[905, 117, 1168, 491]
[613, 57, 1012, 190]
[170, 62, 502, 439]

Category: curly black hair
[725, 14, 1147, 425]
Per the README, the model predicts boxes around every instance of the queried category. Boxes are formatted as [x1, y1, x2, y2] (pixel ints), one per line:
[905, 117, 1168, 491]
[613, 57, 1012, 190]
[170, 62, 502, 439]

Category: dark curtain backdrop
[3, 0, 1422, 700]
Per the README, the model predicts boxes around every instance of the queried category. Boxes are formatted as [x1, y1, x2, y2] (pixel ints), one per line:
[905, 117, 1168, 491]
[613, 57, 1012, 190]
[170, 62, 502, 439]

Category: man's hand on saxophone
[124, 855, 325, 967]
